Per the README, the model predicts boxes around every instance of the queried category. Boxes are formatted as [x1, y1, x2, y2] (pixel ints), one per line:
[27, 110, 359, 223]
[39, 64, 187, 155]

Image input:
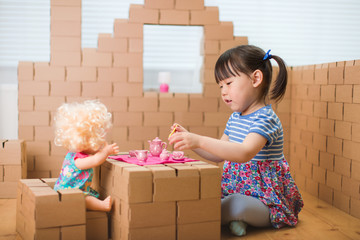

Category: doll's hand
[102, 142, 120, 156]
[168, 131, 200, 150]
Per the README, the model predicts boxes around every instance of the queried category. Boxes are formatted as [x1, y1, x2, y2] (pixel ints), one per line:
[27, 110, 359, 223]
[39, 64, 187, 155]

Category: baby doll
[53, 100, 119, 212]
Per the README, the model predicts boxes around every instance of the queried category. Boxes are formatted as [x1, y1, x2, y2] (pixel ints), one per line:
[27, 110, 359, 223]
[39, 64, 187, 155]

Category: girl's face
[219, 72, 264, 115]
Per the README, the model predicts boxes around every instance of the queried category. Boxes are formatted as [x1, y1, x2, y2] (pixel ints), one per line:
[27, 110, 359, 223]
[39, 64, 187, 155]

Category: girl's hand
[168, 131, 201, 151]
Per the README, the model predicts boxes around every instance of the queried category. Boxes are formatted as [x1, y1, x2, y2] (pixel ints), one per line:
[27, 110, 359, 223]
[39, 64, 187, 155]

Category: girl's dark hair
[214, 45, 287, 103]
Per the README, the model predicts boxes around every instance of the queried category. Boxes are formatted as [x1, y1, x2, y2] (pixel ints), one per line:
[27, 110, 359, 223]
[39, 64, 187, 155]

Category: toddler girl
[53, 100, 119, 212]
[168, 45, 303, 236]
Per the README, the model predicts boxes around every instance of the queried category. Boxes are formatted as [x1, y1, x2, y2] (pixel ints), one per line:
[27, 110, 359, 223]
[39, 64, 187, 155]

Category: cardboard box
[113, 165, 153, 203]
[0, 140, 26, 165]
[98, 35, 128, 53]
[190, 7, 219, 25]
[18, 61, 34, 81]
[144, 0, 175, 9]
[67, 66, 97, 82]
[51, 51, 81, 67]
[86, 211, 108, 240]
[177, 198, 220, 224]
[147, 165, 199, 202]
[51, 20, 81, 37]
[159, 9, 189, 25]
[82, 48, 112, 67]
[120, 200, 176, 227]
[129, 4, 159, 24]
[177, 221, 220, 240]
[34, 63, 65, 81]
[119, 224, 176, 240]
[113, 19, 143, 38]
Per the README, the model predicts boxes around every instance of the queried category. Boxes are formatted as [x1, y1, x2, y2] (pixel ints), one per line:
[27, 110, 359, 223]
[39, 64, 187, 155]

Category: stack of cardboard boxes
[97, 159, 221, 240]
[0, 140, 27, 198]
[16, 178, 108, 240]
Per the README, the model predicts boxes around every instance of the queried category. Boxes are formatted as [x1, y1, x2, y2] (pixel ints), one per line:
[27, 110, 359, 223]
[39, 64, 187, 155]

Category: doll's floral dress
[54, 152, 99, 198]
[222, 105, 304, 228]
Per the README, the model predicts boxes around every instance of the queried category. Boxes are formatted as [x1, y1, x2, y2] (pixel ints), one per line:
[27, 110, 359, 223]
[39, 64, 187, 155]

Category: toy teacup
[172, 151, 184, 160]
[134, 150, 148, 162]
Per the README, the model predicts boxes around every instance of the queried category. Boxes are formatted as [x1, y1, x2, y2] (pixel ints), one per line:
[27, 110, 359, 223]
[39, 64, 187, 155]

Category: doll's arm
[75, 143, 119, 170]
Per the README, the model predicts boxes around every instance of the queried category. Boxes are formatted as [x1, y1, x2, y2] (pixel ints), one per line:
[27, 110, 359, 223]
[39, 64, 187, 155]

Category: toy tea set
[129, 137, 185, 162]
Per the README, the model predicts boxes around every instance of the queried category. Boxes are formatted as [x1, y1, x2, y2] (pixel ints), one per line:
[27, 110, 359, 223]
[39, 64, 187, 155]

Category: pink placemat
[108, 154, 198, 166]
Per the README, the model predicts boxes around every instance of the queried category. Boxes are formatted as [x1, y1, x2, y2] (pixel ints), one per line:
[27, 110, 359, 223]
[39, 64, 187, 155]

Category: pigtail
[269, 55, 287, 102]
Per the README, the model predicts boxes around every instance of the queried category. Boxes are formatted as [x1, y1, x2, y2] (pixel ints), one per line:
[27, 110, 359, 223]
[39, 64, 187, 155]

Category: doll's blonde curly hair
[54, 100, 112, 153]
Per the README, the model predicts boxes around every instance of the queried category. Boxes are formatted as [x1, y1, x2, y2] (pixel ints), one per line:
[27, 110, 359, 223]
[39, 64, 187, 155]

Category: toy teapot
[148, 137, 167, 157]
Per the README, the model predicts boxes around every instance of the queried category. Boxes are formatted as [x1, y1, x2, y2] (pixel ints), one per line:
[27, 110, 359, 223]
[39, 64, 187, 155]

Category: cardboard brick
[98, 97, 127, 112]
[204, 83, 221, 97]
[343, 140, 360, 163]
[313, 101, 327, 118]
[314, 63, 328, 84]
[18, 112, 49, 127]
[113, 19, 143, 38]
[333, 190, 350, 213]
[145, 0, 175, 9]
[51, 51, 81, 66]
[329, 61, 344, 84]
[18, 81, 49, 96]
[188, 126, 218, 139]
[98, 67, 127, 82]
[147, 165, 199, 201]
[220, 37, 249, 53]
[344, 103, 360, 123]
[120, 201, 176, 227]
[186, 163, 221, 198]
[327, 102, 343, 121]
[34, 63, 65, 81]
[129, 96, 158, 112]
[175, 0, 204, 10]
[129, 4, 159, 24]
[0, 166, 3, 182]
[189, 95, 218, 112]
[177, 221, 220, 240]
[204, 112, 229, 127]
[128, 126, 158, 141]
[82, 48, 112, 67]
[51, 20, 81, 37]
[34, 155, 63, 172]
[51, 6, 81, 21]
[113, 166, 153, 203]
[203, 68, 216, 83]
[86, 211, 108, 240]
[98, 34, 128, 53]
[18, 62, 34, 81]
[50, 81, 81, 96]
[119, 224, 176, 240]
[82, 82, 112, 97]
[335, 120, 351, 140]
[26, 141, 50, 156]
[159, 9, 190, 25]
[203, 40, 220, 55]
[352, 123, 360, 143]
[143, 112, 173, 127]
[159, 94, 188, 112]
[177, 198, 220, 224]
[18, 126, 34, 141]
[113, 53, 142, 67]
[204, 22, 233, 40]
[113, 82, 143, 97]
[353, 85, 360, 103]
[61, 225, 86, 240]
[345, 60, 360, 84]
[0, 140, 26, 165]
[51, 0, 81, 7]
[204, 54, 219, 69]
[174, 112, 203, 126]
[190, 7, 219, 25]
[128, 67, 143, 82]
[34, 96, 64, 111]
[320, 85, 335, 102]
[319, 183, 334, 205]
[50, 36, 81, 51]
[67, 66, 98, 82]
[113, 112, 142, 127]
[0, 182, 18, 198]
[129, 38, 143, 53]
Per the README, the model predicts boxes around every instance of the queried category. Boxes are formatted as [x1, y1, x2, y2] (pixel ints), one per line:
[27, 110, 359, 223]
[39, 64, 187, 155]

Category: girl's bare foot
[85, 195, 112, 212]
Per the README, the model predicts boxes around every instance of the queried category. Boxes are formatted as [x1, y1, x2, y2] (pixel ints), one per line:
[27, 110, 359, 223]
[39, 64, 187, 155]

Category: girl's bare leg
[85, 195, 112, 212]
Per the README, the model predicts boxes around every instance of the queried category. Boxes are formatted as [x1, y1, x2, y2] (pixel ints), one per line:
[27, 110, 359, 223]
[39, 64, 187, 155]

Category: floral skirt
[221, 159, 304, 228]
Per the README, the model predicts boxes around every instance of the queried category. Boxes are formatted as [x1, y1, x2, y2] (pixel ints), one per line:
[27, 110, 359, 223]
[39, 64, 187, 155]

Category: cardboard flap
[169, 165, 199, 177]
[147, 166, 175, 178]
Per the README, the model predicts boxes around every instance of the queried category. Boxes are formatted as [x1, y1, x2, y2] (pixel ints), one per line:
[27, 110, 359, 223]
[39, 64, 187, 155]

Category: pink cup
[172, 151, 184, 159]
[135, 150, 148, 162]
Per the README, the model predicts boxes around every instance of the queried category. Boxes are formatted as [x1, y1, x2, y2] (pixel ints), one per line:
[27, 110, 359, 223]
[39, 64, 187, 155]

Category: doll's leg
[221, 193, 271, 236]
[85, 195, 112, 212]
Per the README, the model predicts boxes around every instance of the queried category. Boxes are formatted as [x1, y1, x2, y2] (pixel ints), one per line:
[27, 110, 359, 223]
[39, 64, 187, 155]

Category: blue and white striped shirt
[224, 105, 284, 161]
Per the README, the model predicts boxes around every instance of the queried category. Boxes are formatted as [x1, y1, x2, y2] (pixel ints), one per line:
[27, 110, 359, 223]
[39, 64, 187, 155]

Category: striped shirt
[224, 105, 284, 161]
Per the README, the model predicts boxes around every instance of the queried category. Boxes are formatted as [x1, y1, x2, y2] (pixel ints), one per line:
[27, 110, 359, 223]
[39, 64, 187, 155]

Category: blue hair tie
[263, 49, 272, 60]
